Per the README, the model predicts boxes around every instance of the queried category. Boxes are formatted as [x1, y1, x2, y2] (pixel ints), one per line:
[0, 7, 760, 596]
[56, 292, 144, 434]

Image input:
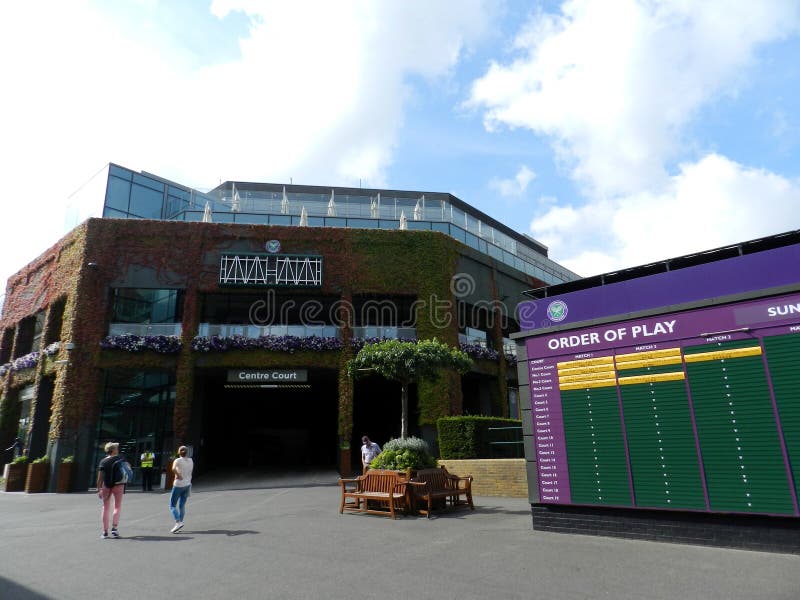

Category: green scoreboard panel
[528, 295, 800, 517]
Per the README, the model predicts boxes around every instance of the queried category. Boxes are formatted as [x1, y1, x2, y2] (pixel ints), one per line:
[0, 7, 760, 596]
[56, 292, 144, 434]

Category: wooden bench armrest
[338, 477, 362, 492]
[448, 474, 473, 489]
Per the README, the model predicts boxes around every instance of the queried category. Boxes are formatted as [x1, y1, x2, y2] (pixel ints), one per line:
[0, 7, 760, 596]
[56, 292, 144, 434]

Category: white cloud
[0, 1, 491, 287]
[533, 154, 800, 276]
[489, 165, 536, 197]
[469, 0, 800, 197]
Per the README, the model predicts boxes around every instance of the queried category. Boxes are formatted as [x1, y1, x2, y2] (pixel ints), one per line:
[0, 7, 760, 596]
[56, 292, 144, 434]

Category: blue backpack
[112, 457, 134, 485]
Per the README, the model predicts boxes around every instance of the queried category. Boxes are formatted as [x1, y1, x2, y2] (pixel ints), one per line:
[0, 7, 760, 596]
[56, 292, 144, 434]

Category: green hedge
[437, 416, 522, 459]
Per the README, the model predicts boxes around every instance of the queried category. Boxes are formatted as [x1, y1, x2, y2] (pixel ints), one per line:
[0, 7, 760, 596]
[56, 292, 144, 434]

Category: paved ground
[1, 468, 799, 600]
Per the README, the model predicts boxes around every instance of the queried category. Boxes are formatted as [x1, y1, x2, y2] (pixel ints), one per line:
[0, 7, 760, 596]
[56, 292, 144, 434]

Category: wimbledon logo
[547, 300, 568, 323]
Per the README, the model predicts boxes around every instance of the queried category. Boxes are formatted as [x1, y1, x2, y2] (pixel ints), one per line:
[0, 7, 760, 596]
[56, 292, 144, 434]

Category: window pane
[106, 176, 131, 213]
[133, 173, 164, 192]
[268, 215, 291, 225]
[235, 213, 268, 224]
[129, 184, 163, 219]
[103, 208, 129, 219]
[109, 165, 132, 180]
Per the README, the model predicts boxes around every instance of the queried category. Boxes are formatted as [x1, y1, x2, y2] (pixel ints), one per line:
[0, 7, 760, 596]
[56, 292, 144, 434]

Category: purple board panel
[519, 243, 800, 330]
[524, 290, 800, 516]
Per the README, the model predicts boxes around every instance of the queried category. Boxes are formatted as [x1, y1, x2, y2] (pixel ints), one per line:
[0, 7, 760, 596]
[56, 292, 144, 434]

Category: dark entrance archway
[196, 368, 338, 472]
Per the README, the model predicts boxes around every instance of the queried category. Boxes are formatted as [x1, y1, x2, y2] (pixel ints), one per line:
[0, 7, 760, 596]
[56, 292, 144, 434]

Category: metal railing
[197, 323, 339, 338]
[108, 323, 182, 336]
[487, 426, 524, 459]
[351, 326, 417, 339]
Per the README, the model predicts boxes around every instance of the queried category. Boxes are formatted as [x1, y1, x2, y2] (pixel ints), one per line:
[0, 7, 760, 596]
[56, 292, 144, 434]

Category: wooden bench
[338, 469, 409, 519]
[409, 467, 474, 517]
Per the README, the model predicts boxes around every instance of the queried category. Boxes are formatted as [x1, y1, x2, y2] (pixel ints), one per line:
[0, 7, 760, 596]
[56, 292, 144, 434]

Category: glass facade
[93, 370, 176, 487]
[101, 164, 578, 286]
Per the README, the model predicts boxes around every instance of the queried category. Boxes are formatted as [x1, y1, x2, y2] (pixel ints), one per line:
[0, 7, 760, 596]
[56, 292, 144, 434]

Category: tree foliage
[347, 339, 472, 438]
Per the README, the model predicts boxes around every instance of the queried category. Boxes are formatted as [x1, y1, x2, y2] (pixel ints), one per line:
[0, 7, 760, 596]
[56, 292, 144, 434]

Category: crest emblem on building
[546, 300, 568, 322]
[266, 240, 282, 253]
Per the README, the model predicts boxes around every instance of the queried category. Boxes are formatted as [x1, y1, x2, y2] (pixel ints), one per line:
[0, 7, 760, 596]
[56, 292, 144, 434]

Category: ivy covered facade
[0, 167, 574, 490]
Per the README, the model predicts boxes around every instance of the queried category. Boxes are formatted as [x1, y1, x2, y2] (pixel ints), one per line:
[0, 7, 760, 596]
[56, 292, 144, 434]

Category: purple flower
[190, 335, 344, 353]
[100, 334, 182, 354]
[459, 342, 500, 361]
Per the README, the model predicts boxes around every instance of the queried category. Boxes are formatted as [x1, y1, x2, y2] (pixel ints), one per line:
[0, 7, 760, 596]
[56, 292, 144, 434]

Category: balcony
[196, 324, 417, 340]
[351, 326, 416, 340]
[197, 324, 339, 339]
[109, 323, 182, 336]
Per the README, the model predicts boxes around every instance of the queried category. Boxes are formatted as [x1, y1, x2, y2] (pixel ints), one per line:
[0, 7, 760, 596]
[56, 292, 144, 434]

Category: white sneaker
[170, 522, 184, 533]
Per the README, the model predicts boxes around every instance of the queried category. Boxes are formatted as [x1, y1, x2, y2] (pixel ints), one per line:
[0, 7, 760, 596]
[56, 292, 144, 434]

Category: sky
[1, 0, 799, 300]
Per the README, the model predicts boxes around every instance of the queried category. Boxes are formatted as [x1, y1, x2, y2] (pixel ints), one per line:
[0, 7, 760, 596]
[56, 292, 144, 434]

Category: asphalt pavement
[1, 468, 798, 600]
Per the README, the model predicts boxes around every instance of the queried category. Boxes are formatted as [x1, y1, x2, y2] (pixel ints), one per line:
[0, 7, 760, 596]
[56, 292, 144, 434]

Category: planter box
[437, 458, 527, 497]
[4, 462, 28, 492]
[25, 462, 49, 493]
[56, 462, 75, 493]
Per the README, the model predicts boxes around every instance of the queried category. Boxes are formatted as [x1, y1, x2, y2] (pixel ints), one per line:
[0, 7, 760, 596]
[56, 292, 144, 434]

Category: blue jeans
[169, 485, 191, 522]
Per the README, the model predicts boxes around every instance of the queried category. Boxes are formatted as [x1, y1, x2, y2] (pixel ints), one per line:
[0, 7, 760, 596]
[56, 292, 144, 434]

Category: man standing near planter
[361, 436, 381, 474]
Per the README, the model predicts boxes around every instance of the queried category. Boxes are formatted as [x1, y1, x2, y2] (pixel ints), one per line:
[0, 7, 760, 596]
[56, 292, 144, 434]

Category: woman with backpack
[96, 441, 129, 539]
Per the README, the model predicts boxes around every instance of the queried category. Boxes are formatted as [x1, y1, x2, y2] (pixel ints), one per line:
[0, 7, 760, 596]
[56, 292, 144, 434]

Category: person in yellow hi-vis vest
[140, 445, 155, 492]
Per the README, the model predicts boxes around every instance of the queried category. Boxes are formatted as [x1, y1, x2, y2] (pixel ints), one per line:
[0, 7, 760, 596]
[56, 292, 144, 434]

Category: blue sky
[0, 0, 799, 295]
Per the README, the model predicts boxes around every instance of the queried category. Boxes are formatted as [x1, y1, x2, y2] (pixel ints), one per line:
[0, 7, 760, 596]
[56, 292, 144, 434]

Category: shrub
[437, 416, 522, 459]
[11, 455, 30, 465]
[368, 436, 437, 471]
[62, 455, 74, 463]
[32, 455, 49, 464]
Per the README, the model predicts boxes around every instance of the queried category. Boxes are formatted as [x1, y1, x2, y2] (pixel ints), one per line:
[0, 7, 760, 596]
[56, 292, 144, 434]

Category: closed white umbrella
[399, 211, 407, 230]
[299, 205, 308, 226]
[327, 190, 336, 216]
[202, 201, 213, 223]
[413, 197, 422, 221]
[281, 186, 289, 214]
[372, 192, 380, 218]
[231, 183, 240, 212]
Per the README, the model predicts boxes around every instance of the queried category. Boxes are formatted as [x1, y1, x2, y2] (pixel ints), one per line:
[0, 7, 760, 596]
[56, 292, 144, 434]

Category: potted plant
[56, 455, 75, 493]
[367, 437, 437, 478]
[25, 455, 50, 493]
[4, 455, 29, 491]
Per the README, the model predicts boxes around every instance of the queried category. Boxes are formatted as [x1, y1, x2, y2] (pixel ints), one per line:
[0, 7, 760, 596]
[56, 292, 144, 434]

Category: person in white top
[361, 436, 381, 474]
[169, 445, 194, 533]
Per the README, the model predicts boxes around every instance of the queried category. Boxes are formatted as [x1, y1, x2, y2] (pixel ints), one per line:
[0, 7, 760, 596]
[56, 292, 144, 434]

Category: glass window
[103, 208, 129, 219]
[268, 215, 292, 226]
[465, 232, 480, 250]
[212, 212, 235, 223]
[231, 213, 263, 224]
[347, 218, 379, 229]
[324, 217, 346, 227]
[406, 221, 430, 231]
[184, 211, 203, 222]
[488, 244, 504, 261]
[94, 370, 175, 487]
[132, 173, 164, 192]
[431, 222, 449, 235]
[379, 219, 402, 230]
[129, 184, 163, 219]
[105, 176, 131, 213]
[109, 165, 132, 180]
[449, 225, 466, 244]
[479, 240, 488, 254]
[112, 288, 184, 323]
